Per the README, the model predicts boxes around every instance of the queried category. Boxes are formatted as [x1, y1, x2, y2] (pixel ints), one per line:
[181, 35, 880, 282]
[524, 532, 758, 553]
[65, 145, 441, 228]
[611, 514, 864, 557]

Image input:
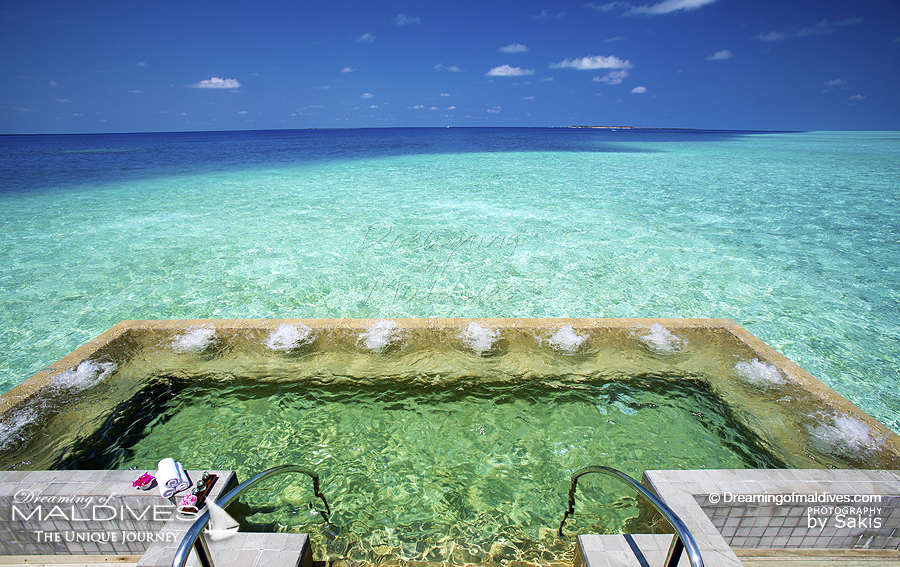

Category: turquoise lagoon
[0, 128, 898, 436]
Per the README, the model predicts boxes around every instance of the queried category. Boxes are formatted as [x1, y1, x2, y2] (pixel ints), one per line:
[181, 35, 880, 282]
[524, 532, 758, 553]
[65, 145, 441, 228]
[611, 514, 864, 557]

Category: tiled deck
[578, 469, 900, 567]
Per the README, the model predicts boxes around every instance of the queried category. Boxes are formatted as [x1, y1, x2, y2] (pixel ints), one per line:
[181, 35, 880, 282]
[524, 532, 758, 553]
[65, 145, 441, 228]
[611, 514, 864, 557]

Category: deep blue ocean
[1, 127, 898, 434]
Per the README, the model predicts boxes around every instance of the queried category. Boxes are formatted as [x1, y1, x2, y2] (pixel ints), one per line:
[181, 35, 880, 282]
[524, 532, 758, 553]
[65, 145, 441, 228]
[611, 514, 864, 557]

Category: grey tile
[773, 535, 789, 547]
[743, 536, 761, 548]
[244, 531, 267, 549]
[261, 532, 291, 550]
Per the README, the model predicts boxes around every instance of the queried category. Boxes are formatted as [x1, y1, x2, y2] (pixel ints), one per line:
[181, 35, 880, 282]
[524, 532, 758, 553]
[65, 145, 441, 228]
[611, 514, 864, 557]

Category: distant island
[568, 125, 697, 130]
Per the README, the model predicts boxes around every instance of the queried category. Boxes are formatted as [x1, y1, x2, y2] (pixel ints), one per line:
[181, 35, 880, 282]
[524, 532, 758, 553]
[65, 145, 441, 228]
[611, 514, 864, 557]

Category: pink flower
[179, 494, 197, 507]
[133, 473, 154, 488]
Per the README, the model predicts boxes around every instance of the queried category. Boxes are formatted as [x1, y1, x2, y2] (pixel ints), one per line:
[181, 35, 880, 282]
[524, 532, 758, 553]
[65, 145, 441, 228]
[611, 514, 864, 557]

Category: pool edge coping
[2, 317, 898, 451]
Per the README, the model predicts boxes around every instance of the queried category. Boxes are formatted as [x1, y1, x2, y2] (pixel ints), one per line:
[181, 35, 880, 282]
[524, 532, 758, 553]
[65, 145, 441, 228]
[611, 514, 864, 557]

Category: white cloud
[533, 10, 566, 20]
[594, 69, 630, 84]
[358, 32, 376, 42]
[434, 63, 463, 72]
[550, 55, 632, 70]
[55, 98, 72, 103]
[757, 18, 862, 41]
[394, 13, 420, 26]
[754, 31, 786, 41]
[137, 61, 148, 68]
[706, 49, 732, 60]
[486, 64, 535, 76]
[849, 94, 865, 100]
[605, 35, 626, 42]
[631, 86, 647, 93]
[190, 77, 241, 89]
[370, 105, 378, 108]
[361, 93, 374, 98]
[627, 0, 719, 15]
[238, 110, 248, 114]
[522, 96, 535, 100]
[486, 106, 501, 113]
[500, 43, 529, 53]
[49, 80, 57, 87]
[540, 76, 554, 81]
[409, 104, 426, 109]
[447, 105, 456, 109]
[825, 79, 846, 86]
[798, 18, 862, 37]
[439, 93, 451, 97]
[585, 2, 624, 11]
[341, 67, 356, 73]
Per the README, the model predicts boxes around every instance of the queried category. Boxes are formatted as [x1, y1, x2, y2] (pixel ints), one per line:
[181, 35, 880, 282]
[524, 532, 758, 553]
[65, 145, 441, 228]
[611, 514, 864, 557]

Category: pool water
[52, 372, 778, 563]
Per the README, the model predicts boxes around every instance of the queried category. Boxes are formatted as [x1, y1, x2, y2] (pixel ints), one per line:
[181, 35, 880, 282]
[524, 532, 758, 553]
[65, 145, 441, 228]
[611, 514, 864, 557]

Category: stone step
[0, 555, 141, 566]
[577, 534, 695, 567]
[137, 533, 310, 567]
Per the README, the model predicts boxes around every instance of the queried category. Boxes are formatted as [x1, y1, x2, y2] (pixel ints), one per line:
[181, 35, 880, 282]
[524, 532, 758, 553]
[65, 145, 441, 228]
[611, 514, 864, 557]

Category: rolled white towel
[175, 462, 191, 492]
[156, 458, 180, 498]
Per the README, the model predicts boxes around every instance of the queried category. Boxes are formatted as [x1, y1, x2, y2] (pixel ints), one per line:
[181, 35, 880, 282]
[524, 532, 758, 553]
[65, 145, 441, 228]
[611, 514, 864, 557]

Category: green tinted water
[53, 371, 779, 563]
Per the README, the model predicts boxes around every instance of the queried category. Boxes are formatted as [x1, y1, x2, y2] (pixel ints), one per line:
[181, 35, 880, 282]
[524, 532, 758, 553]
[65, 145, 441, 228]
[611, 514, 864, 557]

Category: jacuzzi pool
[2, 318, 898, 564]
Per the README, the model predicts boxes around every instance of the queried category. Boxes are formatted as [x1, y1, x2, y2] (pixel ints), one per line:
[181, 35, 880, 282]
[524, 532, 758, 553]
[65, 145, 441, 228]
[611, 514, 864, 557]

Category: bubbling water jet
[266, 323, 315, 351]
[460, 322, 499, 355]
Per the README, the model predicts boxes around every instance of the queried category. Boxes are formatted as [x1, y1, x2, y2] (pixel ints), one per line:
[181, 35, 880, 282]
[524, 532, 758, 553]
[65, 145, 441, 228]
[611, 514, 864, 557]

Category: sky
[1, 0, 898, 134]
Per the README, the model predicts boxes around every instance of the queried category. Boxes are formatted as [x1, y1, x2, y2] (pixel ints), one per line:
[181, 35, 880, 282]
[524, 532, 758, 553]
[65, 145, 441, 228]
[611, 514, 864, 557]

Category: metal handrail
[172, 464, 331, 567]
[558, 465, 704, 567]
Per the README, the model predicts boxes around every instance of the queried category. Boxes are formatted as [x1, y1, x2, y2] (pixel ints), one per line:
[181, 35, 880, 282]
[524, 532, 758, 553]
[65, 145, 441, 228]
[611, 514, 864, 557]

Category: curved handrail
[172, 465, 331, 567]
[558, 465, 704, 567]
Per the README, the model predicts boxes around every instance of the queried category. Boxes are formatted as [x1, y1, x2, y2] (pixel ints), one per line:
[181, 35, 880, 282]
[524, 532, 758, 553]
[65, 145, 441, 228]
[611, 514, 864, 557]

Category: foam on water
[0, 408, 37, 449]
[546, 325, 587, 353]
[734, 359, 786, 385]
[357, 320, 401, 352]
[53, 360, 117, 390]
[810, 413, 885, 455]
[171, 327, 217, 353]
[266, 323, 314, 351]
[460, 322, 499, 355]
[638, 323, 685, 354]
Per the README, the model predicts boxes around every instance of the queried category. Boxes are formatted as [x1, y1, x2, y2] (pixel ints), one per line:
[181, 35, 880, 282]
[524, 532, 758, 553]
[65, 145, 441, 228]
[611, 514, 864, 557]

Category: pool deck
[579, 468, 900, 567]
[1, 468, 898, 567]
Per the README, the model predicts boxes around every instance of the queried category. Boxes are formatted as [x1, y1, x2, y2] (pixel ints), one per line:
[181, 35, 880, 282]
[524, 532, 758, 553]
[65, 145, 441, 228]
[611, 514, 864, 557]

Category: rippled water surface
[49, 371, 782, 563]
[1, 127, 898, 438]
